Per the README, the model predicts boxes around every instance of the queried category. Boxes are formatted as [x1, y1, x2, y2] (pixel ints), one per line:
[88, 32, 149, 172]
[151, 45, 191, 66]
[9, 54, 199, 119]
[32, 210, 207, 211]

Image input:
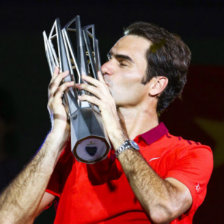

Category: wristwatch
[115, 140, 140, 157]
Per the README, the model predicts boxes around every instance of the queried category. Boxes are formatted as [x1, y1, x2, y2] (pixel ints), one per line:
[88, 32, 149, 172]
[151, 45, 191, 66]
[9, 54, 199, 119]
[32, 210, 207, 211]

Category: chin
[114, 100, 128, 107]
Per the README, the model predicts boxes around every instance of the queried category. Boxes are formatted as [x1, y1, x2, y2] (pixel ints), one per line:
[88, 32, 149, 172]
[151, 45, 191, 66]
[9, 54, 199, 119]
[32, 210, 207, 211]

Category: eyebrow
[108, 51, 134, 63]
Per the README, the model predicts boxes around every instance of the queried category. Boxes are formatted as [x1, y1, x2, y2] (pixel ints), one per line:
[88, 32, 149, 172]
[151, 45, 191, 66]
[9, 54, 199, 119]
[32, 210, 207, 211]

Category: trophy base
[73, 136, 110, 164]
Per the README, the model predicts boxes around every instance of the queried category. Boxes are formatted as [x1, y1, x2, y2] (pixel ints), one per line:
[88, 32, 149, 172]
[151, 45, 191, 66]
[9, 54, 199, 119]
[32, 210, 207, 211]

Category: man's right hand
[47, 67, 74, 146]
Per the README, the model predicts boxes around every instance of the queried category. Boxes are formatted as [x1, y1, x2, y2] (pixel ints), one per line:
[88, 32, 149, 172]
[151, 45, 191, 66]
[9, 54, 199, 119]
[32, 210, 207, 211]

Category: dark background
[0, 0, 224, 223]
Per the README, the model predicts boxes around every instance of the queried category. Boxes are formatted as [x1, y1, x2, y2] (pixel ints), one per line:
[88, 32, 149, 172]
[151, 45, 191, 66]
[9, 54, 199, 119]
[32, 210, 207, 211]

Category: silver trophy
[43, 15, 110, 164]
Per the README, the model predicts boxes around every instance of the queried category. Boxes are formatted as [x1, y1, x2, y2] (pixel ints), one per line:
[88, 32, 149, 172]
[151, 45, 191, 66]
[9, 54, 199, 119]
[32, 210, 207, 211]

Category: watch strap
[115, 140, 139, 157]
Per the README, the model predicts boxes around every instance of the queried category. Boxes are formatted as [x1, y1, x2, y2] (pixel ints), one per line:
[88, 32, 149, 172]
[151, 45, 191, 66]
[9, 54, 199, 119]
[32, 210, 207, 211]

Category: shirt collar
[138, 122, 168, 145]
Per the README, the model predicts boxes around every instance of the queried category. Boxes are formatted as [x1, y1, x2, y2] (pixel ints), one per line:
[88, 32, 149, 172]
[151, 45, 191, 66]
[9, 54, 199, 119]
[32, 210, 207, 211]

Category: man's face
[101, 35, 151, 107]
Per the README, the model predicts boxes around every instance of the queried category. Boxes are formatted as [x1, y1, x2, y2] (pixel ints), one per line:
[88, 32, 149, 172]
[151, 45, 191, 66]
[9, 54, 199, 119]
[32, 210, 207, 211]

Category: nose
[101, 60, 114, 76]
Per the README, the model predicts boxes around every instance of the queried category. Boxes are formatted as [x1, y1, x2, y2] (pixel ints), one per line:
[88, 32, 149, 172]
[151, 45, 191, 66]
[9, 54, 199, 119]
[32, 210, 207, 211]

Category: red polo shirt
[46, 123, 213, 223]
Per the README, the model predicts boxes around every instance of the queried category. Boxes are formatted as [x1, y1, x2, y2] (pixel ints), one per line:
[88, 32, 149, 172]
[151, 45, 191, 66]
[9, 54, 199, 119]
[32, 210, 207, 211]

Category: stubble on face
[103, 35, 152, 107]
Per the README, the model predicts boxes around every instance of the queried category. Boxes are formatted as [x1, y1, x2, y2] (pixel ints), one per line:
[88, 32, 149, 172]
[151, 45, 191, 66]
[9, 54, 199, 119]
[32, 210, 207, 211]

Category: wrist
[49, 126, 70, 149]
[109, 130, 127, 150]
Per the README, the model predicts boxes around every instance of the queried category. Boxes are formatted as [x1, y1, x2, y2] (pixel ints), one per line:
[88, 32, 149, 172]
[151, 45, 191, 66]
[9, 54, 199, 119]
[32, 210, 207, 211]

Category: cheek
[111, 75, 147, 105]
[117, 70, 143, 86]
[111, 71, 143, 95]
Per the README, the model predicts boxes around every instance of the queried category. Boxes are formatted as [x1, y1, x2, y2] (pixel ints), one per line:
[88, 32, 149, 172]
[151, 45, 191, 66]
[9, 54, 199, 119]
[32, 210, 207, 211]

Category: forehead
[111, 35, 151, 59]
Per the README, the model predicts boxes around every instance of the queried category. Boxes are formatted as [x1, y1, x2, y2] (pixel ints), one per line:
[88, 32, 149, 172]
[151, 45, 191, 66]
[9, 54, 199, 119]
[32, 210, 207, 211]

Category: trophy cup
[43, 15, 110, 164]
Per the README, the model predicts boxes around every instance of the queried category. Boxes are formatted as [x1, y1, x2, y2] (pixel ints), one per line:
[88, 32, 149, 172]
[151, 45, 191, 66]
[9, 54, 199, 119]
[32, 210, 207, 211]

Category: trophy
[43, 15, 110, 164]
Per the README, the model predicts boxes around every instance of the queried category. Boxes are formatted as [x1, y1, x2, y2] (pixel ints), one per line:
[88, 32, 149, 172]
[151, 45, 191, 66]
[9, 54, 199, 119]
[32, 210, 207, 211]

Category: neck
[117, 102, 159, 140]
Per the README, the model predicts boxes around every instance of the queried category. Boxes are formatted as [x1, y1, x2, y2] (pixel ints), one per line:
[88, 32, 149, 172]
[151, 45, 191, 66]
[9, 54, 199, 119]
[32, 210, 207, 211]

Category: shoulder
[163, 132, 206, 146]
[146, 132, 214, 171]
[161, 133, 213, 179]
[164, 133, 213, 157]
[140, 131, 213, 166]
[146, 132, 213, 161]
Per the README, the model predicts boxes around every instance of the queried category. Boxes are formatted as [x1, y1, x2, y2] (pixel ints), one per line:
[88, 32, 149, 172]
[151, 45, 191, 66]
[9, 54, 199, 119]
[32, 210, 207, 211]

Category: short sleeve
[166, 145, 213, 213]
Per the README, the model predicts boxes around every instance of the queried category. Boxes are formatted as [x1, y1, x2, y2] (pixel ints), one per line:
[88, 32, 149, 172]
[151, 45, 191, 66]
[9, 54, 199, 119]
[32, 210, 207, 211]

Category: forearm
[117, 149, 181, 223]
[0, 131, 64, 224]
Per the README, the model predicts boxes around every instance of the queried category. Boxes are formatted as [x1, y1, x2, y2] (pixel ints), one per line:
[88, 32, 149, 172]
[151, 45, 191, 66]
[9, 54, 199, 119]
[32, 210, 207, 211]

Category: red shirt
[46, 123, 213, 223]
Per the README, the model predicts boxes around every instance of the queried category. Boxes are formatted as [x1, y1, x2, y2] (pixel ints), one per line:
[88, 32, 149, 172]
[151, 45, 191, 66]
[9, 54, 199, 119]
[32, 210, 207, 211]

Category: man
[0, 22, 213, 224]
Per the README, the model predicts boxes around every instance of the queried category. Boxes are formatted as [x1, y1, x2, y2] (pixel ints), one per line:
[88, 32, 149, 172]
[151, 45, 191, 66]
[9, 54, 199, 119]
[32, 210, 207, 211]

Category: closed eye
[119, 60, 128, 67]
[107, 51, 134, 65]
[107, 53, 129, 67]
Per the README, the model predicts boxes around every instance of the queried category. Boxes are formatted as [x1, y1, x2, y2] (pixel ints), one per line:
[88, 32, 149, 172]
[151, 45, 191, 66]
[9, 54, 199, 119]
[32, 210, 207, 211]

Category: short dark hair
[124, 22, 191, 113]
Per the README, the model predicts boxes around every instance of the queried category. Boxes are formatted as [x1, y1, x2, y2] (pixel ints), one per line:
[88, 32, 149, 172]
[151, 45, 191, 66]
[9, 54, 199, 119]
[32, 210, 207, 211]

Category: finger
[75, 83, 101, 99]
[78, 94, 101, 107]
[82, 74, 108, 92]
[54, 66, 60, 74]
[51, 66, 60, 80]
[49, 71, 69, 97]
[48, 81, 74, 112]
[54, 81, 75, 101]
[97, 71, 106, 83]
[82, 75, 100, 87]
[50, 70, 69, 87]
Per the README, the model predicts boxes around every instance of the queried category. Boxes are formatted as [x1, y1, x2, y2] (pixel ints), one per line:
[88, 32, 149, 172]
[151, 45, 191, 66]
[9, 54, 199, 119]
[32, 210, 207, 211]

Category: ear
[148, 76, 168, 96]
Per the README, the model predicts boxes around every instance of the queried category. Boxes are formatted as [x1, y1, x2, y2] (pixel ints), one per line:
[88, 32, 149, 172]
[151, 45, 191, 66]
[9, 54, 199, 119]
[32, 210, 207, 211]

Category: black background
[0, 0, 224, 223]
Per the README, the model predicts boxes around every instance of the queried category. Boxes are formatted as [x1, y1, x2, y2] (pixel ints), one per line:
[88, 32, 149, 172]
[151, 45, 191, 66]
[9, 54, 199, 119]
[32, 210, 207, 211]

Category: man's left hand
[75, 72, 126, 148]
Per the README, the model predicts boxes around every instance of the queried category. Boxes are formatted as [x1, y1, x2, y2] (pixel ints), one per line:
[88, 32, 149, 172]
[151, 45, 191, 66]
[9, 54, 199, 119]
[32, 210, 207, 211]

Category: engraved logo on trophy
[43, 15, 110, 164]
